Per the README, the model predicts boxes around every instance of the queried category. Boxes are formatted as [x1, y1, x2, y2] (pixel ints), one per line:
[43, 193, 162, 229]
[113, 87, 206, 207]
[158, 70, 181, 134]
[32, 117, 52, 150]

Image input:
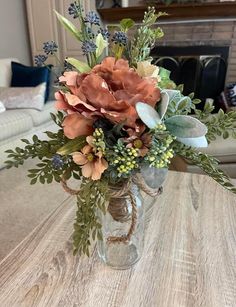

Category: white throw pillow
[0, 83, 46, 111]
[0, 101, 6, 113]
[0, 58, 19, 87]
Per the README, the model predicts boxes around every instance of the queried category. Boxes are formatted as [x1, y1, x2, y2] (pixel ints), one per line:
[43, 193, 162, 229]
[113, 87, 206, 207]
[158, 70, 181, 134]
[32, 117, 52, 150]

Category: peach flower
[62, 113, 94, 139]
[56, 57, 161, 139]
[125, 129, 152, 157]
[72, 136, 108, 180]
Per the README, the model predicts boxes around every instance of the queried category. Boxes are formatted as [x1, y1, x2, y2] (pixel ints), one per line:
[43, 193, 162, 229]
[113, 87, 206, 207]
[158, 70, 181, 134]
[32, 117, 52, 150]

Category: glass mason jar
[140, 165, 168, 190]
[97, 182, 144, 269]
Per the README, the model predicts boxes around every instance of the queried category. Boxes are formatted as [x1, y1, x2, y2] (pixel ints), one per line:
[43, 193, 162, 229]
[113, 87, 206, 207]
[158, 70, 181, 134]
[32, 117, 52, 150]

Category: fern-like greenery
[204, 110, 236, 142]
[73, 179, 109, 256]
[174, 142, 236, 194]
[129, 7, 166, 66]
[4, 112, 83, 184]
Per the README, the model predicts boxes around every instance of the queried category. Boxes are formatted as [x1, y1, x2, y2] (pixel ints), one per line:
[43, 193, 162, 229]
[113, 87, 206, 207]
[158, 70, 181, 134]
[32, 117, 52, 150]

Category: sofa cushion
[0, 83, 46, 111]
[200, 136, 236, 163]
[11, 62, 51, 102]
[0, 58, 19, 87]
[22, 100, 56, 126]
[0, 110, 33, 142]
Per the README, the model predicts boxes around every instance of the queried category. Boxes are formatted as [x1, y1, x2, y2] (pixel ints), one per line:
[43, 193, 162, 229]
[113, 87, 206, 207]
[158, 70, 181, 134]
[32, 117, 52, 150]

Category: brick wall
[107, 18, 236, 84]
[156, 20, 236, 84]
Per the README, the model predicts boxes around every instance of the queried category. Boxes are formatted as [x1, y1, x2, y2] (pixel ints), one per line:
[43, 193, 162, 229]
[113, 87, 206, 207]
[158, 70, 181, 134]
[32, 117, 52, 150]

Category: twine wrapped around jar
[60, 173, 162, 244]
[107, 180, 131, 222]
[106, 181, 137, 243]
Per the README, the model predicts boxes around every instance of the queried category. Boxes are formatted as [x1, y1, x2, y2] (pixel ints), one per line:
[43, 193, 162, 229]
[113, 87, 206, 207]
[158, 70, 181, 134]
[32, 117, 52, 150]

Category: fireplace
[151, 45, 229, 108]
[103, 9, 236, 110]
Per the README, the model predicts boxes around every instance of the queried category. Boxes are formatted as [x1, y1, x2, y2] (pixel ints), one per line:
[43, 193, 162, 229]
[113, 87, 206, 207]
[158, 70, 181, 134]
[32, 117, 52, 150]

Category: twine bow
[60, 173, 162, 244]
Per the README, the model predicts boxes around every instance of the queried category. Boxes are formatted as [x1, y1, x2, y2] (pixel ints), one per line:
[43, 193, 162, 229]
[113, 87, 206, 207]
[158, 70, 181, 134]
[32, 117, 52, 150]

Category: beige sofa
[0, 103, 56, 169]
[186, 135, 236, 178]
[171, 133, 236, 178]
[0, 58, 56, 169]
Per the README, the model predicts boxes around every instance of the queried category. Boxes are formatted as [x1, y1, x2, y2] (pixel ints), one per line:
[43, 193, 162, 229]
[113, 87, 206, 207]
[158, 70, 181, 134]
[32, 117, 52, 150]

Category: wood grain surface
[0, 171, 235, 307]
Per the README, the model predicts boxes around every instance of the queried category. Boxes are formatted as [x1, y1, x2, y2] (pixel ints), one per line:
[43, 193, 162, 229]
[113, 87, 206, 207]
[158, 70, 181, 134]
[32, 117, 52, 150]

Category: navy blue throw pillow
[11, 62, 51, 102]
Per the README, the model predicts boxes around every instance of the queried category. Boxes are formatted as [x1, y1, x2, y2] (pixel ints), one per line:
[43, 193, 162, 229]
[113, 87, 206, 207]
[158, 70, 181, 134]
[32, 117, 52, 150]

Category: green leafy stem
[129, 8, 166, 66]
[73, 179, 109, 256]
[204, 110, 236, 142]
[174, 143, 236, 194]
[4, 112, 84, 185]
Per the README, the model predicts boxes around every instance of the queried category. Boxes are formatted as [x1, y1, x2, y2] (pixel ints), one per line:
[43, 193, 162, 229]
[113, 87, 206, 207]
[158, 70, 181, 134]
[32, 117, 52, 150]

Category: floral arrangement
[5, 2, 236, 256]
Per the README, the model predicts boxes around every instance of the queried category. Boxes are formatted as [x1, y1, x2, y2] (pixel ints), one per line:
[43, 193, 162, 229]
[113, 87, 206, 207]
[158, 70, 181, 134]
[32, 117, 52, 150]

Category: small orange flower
[72, 137, 108, 180]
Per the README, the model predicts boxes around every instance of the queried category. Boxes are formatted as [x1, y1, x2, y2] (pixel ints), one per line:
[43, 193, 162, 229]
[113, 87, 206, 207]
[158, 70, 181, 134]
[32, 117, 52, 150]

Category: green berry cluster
[153, 123, 167, 132]
[145, 134, 175, 168]
[92, 128, 106, 154]
[111, 141, 139, 177]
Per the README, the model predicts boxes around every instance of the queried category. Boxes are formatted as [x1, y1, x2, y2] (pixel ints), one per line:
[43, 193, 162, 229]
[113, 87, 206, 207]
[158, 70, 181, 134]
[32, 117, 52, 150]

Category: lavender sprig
[98, 28, 110, 39]
[68, 1, 81, 19]
[84, 11, 100, 26]
[82, 41, 97, 55]
[34, 55, 48, 67]
[112, 31, 128, 46]
[43, 41, 58, 55]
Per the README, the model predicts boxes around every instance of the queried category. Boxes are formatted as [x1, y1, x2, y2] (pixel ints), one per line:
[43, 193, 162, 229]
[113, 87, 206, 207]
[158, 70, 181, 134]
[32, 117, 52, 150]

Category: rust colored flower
[56, 57, 161, 138]
[72, 136, 108, 180]
[62, 113, 94, 139]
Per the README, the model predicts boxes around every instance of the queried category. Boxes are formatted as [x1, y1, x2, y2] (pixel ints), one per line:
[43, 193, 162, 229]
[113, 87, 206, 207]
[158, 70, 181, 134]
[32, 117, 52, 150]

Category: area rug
[0, 159, 68, 261]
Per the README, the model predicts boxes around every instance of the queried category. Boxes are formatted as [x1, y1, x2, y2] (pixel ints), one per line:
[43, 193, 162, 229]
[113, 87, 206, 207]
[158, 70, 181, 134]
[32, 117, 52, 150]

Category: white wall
[0, 0, 31, 65]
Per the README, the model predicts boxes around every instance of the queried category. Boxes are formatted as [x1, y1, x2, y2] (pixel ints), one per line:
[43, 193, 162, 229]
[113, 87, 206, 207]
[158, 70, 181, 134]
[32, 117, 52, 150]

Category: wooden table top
[0, 171, 235, 307]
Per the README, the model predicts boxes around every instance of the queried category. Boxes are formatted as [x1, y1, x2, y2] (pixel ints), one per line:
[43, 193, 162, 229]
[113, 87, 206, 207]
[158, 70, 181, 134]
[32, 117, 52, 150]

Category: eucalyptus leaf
[66, 57, 91, 73]
[177, 136, 208, 148]
[165, 89, 191, 111]
[177, 96, 191, 110]
[165, 89, 182, 102]
[157, 91, 169, 119]
[165, 115, 207, 138]
[136, 102, 161, 129]
[54, 10, 82, 41]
